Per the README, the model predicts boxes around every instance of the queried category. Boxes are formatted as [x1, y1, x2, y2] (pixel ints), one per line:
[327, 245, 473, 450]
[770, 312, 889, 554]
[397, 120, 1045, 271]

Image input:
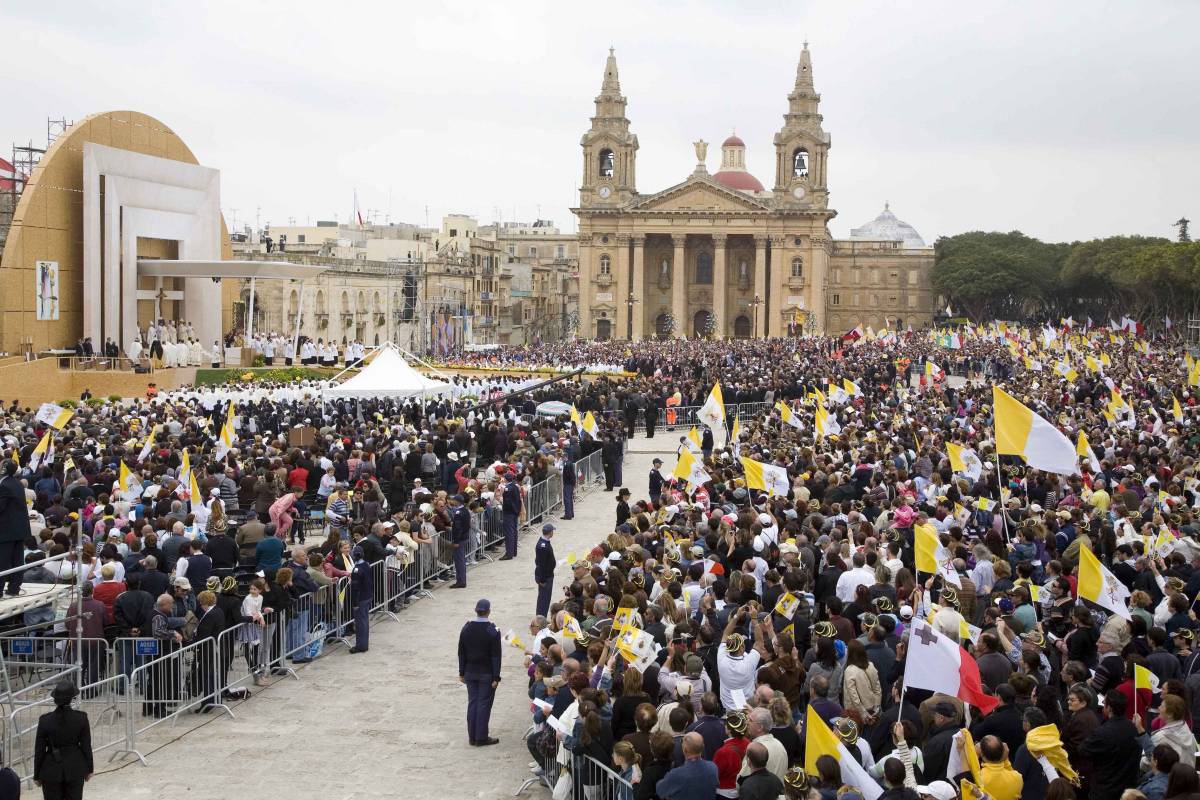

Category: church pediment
[628, 176, 770, 213]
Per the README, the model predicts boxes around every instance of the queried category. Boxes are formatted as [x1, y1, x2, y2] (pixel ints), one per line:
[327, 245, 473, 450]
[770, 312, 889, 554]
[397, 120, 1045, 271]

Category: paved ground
[88, 437, 674, 800]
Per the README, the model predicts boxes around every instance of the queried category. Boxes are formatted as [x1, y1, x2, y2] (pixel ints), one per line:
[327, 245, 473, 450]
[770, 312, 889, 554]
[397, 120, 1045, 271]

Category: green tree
[932, 231, 1063, 321]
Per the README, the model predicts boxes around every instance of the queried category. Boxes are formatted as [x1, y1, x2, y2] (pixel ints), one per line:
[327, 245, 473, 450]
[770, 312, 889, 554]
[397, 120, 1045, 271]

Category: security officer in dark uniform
[534, 523, 556, 617]
[649, 458, 665, 502]
[0, 459, 31, 596]
[348, 546, 373, 654]
[34, 680, 93, 800]
[449, 494, 470, 588]
[499, 471, 522, 560]
[458, 598, 501, 747]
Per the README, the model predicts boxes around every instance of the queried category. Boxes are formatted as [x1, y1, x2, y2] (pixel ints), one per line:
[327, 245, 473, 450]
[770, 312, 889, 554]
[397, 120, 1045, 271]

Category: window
[695, 251, 713, 284]
[889, 271, 899, 284]
[831, 293, 841, 306]
[871, 269, 880, 285]
[870, 293, 879, 306]
[599, 149, 615, 178]
[528, 246, 538, 257]
[853, 269, 861, 285]
[794, 237, 803, 246]
[908, 270, 918, 285]
[599, 254, 611, 275]
[556, 245, 565, 259]
[852, 293, 860, 306]
[297, 234, 306, 243]
[450, 229, 458, 237]
[908, 295, 918, 308]
[507, 245, 516, 256]
[792, 148, 809, 177]
[791, 257, 804, 278]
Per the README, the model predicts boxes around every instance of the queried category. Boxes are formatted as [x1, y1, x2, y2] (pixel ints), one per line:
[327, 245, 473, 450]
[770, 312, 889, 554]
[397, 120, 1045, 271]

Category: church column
[630, 234, 646, 340]
[812, 235, 830, 334]
[748, 236, 768, 340]
[671, 234, 687, 338]
[577, 234, 592, 338]
[712, 233, 727, 339]
[614, 234, 631, 340]
[768, 235, 787, 337]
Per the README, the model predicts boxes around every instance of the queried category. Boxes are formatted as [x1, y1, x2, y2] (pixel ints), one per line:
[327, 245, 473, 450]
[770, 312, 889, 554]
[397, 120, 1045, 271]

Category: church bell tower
[580, 48, 638, 207]
[773, 43, 830, 209]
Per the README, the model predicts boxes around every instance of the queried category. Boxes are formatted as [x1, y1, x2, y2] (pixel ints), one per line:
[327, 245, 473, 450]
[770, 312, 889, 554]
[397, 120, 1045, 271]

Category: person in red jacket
[713, 711, 751, 797]
[91, 563, 126, 625]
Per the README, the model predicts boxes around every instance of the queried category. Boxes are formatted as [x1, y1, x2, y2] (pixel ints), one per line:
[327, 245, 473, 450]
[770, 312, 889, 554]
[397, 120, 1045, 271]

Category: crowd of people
[507, 326, 1200, 800]
[3, 322, 1200, 800]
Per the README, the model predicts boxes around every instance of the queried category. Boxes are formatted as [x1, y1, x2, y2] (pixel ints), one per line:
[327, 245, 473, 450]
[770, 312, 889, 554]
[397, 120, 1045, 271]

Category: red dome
[722, 134, 745, 147]
[712, 170, 764, 192]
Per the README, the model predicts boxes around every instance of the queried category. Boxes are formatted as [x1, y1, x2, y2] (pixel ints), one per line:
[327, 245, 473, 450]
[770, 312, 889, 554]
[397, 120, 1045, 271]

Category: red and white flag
[904, 619, 998, 714]
[842, 325, 863, 342]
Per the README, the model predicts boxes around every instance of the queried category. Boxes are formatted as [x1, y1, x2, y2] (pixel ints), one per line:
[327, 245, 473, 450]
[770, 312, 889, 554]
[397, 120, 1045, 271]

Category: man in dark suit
[348, 547, 373, 654]
[34, 680, 93, 798]
[534, 524, 556, 618]
[192, 590, 226, 712]
[0, 460, 32, 596]
[449, 494, 470, 588]
[560, 450, 576, 520]
[499, 471, 522, 561]
[601, 433, 619, 491]
[458, 597, 502, 747]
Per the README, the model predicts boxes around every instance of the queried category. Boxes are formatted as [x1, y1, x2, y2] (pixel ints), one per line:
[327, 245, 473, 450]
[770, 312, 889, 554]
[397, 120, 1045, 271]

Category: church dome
[712, 131, 764, 193]
[849, 203, 927, 248]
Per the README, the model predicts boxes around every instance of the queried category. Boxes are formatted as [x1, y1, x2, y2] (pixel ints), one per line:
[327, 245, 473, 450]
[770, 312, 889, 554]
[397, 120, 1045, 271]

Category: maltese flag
[904, 619, 998, 714]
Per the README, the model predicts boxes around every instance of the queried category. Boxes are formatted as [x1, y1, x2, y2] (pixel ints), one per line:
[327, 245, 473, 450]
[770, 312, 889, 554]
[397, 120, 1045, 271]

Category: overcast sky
[5, 1, 1197, 244]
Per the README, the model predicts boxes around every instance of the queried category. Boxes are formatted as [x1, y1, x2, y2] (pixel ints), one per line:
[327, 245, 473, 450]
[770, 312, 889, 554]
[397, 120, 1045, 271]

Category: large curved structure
[0, 110, 231, 354]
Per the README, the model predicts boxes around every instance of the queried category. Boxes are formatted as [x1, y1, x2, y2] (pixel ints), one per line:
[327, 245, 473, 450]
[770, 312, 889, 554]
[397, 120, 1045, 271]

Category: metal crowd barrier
[4, 674, 140, 782]
[127, 637, 230, 736]
[519, 752, 633, 799]
[0, 636, 110, 705]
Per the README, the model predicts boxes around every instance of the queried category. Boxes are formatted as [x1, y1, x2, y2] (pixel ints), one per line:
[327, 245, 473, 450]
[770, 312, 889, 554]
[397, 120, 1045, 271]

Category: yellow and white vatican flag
[925, 360, 944, 380]
[214, 402, 236, 460]
[804, 706, 884, 799]
[35, 402, 75, 430]
[570, 404, 583, 430]
[1078, 546, 1131, 620]
[730, 414, 742, 458]
[684, 425, 703, 454]
[118, 460, 134, 494]
[698, 381, 726, 434]
[740, 456, 790, 497]
[581, 411, 600, 439]
[1076, 431, 1102, 473]
[672, 448, 711, 489]
[915, 521, 961, 588]
[946, 442, 983, 481]
[561, 613, 583, 639]
[137, 425, 159, 463]
[843, 378, 862, 397]
[189, 469, 202, 509]
[993, 387, 1079, 476]
[815, 405, 841, 439]
[1174, 396, 1185, 424]
[1054, 361, 1078, 382]
[776, 401, 802, 429]
[27, 430, 54, 472]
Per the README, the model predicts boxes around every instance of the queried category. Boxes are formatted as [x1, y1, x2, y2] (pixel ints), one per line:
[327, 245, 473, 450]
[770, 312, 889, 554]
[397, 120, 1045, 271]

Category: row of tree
[931, 231, 1200, 324]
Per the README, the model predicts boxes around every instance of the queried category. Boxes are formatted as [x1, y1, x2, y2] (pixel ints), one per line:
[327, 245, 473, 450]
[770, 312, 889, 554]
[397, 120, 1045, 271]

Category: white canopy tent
[322, 343, 453, 400]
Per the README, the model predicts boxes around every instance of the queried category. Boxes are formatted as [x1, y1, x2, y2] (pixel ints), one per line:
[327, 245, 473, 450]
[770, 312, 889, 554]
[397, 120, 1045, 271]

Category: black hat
[52, 679, 78, 705]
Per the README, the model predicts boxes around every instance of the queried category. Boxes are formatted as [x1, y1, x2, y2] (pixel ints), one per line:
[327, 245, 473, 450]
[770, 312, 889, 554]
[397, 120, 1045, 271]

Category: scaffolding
[0, 118, 71, 254]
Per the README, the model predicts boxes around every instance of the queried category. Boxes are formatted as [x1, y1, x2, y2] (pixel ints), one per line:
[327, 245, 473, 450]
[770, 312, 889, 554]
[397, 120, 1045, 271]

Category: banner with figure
[36, 261, 59, 320]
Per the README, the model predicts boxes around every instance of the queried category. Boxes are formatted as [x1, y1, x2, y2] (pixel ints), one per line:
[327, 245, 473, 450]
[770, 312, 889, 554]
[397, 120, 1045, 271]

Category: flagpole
[993, 448, 1010, 543]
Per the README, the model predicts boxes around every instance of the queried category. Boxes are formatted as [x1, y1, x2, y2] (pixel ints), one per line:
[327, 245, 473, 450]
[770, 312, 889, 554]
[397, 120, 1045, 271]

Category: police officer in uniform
[458, 598, 502, 747]
[34, 680, 93, 800]
[649, 458, 665, 502]
[449, 494, 470, 588]
[534, 523, 556, 618]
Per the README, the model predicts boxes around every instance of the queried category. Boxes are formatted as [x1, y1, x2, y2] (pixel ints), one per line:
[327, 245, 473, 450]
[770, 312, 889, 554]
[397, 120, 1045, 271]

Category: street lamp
[749, 294, 764, 338]
[626, 292, 638, 340]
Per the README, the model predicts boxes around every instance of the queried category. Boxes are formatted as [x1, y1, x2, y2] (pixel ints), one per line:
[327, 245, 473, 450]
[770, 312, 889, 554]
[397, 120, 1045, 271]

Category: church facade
[572, 47, 936, 340]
